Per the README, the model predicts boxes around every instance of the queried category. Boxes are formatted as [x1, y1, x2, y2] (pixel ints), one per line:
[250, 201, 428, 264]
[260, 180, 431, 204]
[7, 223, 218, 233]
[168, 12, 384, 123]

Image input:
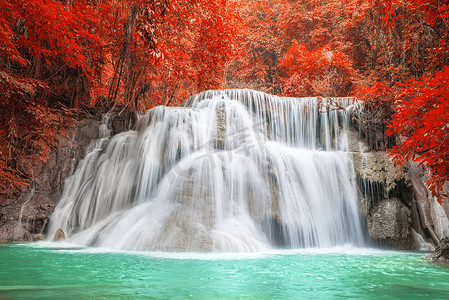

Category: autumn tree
[95, 0, 175, 119]
[274, 0, 359, 97]
[145, 0, 243, 107]
[0, 0, 243, 194]
[0, 0, 98, 193]
[384, 0, 449, 199]
[91, 0, 243, 111]
[253, 0, 448, 197]
[225, 0, 282, 94]
[278, 40, 355, 97]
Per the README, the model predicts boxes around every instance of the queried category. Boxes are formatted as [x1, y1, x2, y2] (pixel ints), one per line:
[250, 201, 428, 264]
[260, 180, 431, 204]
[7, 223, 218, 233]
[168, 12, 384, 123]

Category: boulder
[368, 198, 411, 249]
[0, 223, 31, 242]
[428, 237, 449, 263]
[55, 228, 66, 241]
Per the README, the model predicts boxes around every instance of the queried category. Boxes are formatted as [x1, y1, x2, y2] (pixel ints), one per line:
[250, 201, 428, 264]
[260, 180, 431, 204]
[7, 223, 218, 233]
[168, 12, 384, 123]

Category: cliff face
[0, 118, 100, 242]
[1, 98, 448, 251]
[348, 126, 449, 250]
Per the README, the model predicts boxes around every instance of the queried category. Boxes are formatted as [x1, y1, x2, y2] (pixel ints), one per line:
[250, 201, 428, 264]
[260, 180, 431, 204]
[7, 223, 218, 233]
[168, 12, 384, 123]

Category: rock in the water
[55, 228, 66, 241]
[0, 223, 31, 242]
[368, 198, 411, 249]
[428, 237, 449, 263]
[32, 234, 45, 241]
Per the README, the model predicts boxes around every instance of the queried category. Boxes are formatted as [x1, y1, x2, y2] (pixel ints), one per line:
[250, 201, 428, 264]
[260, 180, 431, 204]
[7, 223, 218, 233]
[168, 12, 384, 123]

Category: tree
[0, 0, 97, 193]
[384, 0, 449, 200]
[225, 0, 282, 93]
[145, 0, 243, 106]
[279, 40, 355, 97]
[0, 0, 244, 193]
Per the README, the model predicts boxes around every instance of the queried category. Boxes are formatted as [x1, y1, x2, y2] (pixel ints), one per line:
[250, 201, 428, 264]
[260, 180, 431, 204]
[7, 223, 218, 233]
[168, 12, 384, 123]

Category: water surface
[1, 243, 448, 299]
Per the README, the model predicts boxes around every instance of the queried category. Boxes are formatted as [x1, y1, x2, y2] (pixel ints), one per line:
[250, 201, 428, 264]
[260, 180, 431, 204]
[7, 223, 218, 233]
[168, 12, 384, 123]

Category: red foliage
[0, 0, 96, 193]
[264, 0, 449, 198]
[388, 66, 449, 200]
[144, 0, 243, 106]
[224, 0, 282, 93]
[0, 0, 242, 193]
[381, 0, 449, 200]
[279, 40, 355, 97]
[1, 0, 449, 199]
[0, 0, 95, 70]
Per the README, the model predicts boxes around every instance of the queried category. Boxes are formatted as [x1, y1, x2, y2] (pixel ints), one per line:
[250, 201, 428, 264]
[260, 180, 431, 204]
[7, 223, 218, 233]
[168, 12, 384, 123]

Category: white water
[16, 188, 35, 234]
[48, 89, 364, 252]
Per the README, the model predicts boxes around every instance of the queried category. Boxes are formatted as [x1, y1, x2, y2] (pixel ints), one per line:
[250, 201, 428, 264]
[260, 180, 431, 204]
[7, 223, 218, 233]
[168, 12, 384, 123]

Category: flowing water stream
[2, 89, 449, 298]
[48, 89, 364, 251]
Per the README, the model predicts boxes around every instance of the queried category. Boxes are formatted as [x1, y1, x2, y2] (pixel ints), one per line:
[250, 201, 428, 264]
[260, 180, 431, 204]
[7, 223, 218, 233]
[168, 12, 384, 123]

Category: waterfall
[48, 89, 364, 252]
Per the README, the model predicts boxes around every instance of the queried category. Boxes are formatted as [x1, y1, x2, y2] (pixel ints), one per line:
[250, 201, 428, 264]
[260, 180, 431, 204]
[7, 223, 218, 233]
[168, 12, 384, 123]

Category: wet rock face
[347, 127, 414, 249]
[55, 228, 66, 241]
[0, 118, 100, 242]
[110, 111, 136, 134]
[0, 223, 31, 242]
[428, 238, 449, 263]
[367, 198, 411, 249]
[348, 128, 412, 202]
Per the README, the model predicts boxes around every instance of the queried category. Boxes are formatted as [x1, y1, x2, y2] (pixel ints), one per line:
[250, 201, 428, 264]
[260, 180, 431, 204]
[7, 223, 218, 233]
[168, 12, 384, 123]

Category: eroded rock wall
[348, 128, 413, 249]
[0, 118, 100, 242]
[367, 198, 411, 249]
[348, 122, 449, 250]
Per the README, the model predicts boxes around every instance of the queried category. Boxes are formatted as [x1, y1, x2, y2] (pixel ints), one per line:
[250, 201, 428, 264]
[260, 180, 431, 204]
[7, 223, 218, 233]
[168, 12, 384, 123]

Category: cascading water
[48, 89, 364, 252]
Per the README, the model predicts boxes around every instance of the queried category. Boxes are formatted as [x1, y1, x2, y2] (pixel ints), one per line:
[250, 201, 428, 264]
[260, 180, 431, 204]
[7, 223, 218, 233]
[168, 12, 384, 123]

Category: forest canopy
[1, 0, 448, 200]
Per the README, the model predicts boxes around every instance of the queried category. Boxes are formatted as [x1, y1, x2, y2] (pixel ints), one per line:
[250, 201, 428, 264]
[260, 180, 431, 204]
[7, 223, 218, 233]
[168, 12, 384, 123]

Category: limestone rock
[352, 151, 408, 195]
[55, 228, 66, 241]
[110, 112, 135, 134]
[408, 161, 449, 244]
[0, 118, 100, 242]
[0, 223, 31, 242]
[428, 237, 449, 263]
[410, 228, 435, 251]
[215, 102, 226, 150]
[430, 198, 449, 239]
[368, 198, 411, 249]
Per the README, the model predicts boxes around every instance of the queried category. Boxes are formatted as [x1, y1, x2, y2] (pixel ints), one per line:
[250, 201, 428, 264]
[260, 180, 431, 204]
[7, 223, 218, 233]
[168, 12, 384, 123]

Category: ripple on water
[1, 244, 448, 299]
